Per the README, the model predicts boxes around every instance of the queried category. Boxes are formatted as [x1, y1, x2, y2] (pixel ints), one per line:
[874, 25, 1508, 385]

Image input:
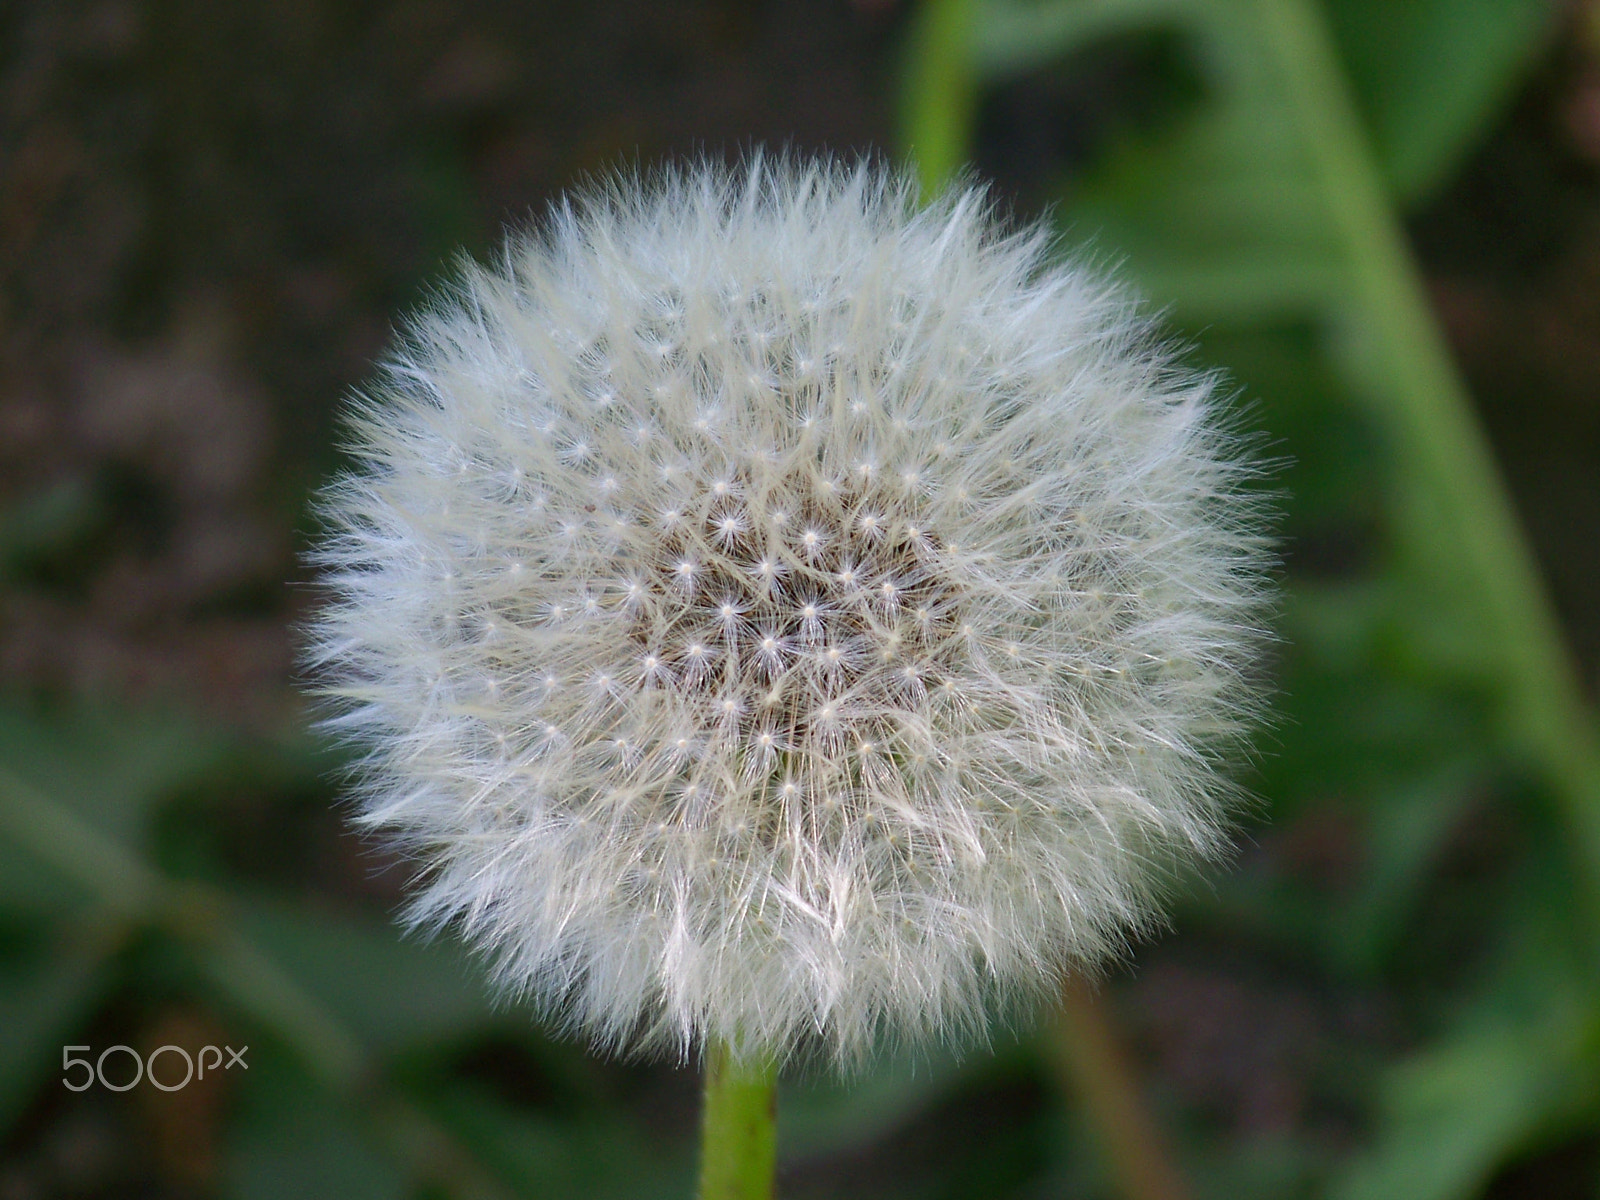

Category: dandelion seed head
[306, 157, 1272, 1068]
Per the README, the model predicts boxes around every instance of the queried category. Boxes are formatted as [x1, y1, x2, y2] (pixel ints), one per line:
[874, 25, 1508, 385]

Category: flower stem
[899, 0, 978, 195]
[695, 1041, 779, 1200]
[1254, 0, 1600, 929]
[1049, 978, 1191, 1200]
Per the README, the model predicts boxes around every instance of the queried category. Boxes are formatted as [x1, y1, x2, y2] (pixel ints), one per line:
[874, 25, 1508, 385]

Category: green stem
[696, 1040, 779, 1200]
[899, 0, 979, 195]
[1049, 979, 1191, 1200]
[1255, 0, 1600, 923]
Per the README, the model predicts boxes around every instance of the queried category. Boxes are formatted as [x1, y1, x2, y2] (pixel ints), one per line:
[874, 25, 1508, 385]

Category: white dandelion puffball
[308, 159, 1271, 1066]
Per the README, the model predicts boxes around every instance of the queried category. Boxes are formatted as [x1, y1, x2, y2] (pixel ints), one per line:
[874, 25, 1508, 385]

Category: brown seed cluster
[628, 469, 967, 756]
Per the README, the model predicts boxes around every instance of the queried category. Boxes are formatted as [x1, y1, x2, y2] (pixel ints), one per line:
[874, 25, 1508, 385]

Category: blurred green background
[4, 0, 1600, 1196]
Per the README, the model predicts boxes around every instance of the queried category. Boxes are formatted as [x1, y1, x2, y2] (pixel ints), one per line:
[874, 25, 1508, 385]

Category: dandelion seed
[306, 157, 1272, 1069]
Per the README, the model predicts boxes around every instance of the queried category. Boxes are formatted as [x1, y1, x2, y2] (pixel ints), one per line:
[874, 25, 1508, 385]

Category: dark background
[3, 1, 1600, 1198]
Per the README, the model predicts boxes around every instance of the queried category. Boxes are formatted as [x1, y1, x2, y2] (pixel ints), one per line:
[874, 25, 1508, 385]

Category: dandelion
[305, 157, 1271, 1191]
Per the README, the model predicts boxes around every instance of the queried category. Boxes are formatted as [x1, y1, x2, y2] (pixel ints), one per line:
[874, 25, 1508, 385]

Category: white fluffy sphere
[307, 159, 1271, 1066]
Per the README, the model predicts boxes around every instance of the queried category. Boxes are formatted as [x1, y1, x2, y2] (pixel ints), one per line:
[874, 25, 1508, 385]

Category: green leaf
[433, 1084, 691, 1200]
[0, 476, 102, 580]
[0, 821, 80, 911]
[230, 898, 499, 1052]
[969, 0, 1600, 898]
[972, 0, 1556, 207]
[779, 1045, 971, 1160]
[1326, 0, 1559, 201]
[1333, 862, 1599, 1200]
[1324, 763, 1484, 974]
[1332, 1011, 1596, 1200]
[1064, 32, 1347, 323]
[225, 1052, 409, 1200]
[974, 0, 1195, 80]
[0, 704, 229, 851]
[0, 931, 113, 1132]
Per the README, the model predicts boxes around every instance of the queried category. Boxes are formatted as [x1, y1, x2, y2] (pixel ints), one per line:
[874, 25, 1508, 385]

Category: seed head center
[632, 470, 962, 748]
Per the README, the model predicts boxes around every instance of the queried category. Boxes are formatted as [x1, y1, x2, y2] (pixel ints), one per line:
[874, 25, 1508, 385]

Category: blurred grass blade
[0, 705, 228, 859]
[900, 0, 981, 193]
[900, 0, 1600, 1194]
[1247, 0, 1600, 916]
[974, 0, 1197, 78]
[779, 1047, 969, 1161]
[919, 0, 1600, 914]
[231, 899, 498, 1052]
[227, 1052, 410, 1200]
[0, 761, 164, 915]
[1332, 1009, 1596, 1200]
[0, 934, 115, 1132]
[971, 0, 1557, 204]
[433, 1086, 692, 1200]
[1325, 0, 1560, 201]
[0, 724, 511, 1199]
